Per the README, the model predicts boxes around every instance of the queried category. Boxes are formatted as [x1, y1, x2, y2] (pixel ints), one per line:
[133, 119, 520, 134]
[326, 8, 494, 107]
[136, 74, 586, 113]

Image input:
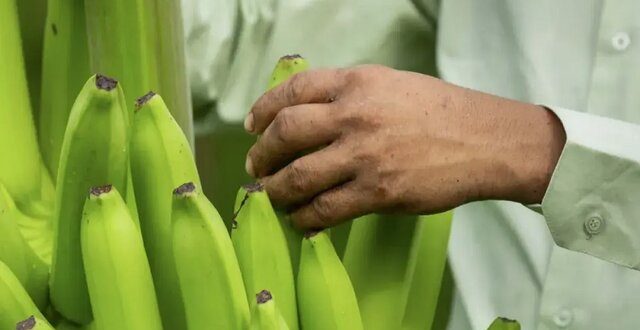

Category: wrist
[482, 102, 566, 204]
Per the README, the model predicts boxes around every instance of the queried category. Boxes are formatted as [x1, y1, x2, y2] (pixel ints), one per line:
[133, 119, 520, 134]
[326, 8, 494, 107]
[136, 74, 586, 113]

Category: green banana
[342, 214, 419, 330]
[130, 92, 201, 330]
[297, 230, 363, 330]
[84, 0, 158, 117]
[232, 183, 298, 330]
[80, 185, 162, 330]
[487, 317, 521, 330]
[16, 0, 47, 118]
[330, 220, 352, 260]
[276, 210, 304, 279]
[258, 55, 311, 276]
[250, 290, 290, 330]
[267, 54, 310, 90]
[49, 74, 130, 324]
[171, 182, 250, 329]
[0, 0, 44, 211]
[150, 0, 194, 145]
[0, 0, 54, 287]
[0, 183, 49, 309]
[84, 0, 192, 141]
[399, 211, 453, 330]
[39, 0, 89, 178]
[0, 260, 47, 330]
[16, 316, 54, 330]
[54, 321, 96, 330]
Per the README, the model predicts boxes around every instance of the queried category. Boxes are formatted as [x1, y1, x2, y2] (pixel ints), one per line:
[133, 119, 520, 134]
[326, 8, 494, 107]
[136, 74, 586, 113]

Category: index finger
[246, 68, 344, 134]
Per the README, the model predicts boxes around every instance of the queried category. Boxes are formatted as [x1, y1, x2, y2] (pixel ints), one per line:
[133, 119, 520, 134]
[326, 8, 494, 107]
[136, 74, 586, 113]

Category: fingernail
[245, 156, 255, 177]
[244, 113, 255, 133]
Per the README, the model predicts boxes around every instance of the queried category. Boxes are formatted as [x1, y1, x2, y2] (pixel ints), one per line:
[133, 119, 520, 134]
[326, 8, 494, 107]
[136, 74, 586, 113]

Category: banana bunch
[1, 2, 457, 325]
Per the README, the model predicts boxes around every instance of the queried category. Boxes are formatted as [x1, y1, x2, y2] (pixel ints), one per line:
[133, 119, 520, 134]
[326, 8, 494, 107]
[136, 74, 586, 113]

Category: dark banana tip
[173, 182, 196, 196]
[15, 315, 36, 330]
[89, 184, 113, 197]
[256, 290, 273, 304]
[498, 317, 517, 323]
[280, 54, 303, 61]
[95, 74, 118, 91]
[304, 230, 321, 239]
[135, 91, 156, 110]
[243, 182, 264, 193]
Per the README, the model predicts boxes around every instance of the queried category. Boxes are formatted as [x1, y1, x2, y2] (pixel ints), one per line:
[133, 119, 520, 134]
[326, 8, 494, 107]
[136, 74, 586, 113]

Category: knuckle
[311, 195, 334, 226]
[284, 72, 307, 103]
[271, 109, 295, 144]
[287, 160, 310, 194]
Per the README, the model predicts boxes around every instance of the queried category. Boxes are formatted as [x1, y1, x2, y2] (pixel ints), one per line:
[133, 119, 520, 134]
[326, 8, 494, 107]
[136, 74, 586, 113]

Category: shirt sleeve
[541, 106, 640, 269]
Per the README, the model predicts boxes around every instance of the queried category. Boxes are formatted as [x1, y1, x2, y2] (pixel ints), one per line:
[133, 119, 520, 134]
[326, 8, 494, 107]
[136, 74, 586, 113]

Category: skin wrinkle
[246, 65, 566, 229]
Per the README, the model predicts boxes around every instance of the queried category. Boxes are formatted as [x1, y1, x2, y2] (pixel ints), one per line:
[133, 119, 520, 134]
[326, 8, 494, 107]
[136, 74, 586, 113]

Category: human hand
[244, 65, 565, 229]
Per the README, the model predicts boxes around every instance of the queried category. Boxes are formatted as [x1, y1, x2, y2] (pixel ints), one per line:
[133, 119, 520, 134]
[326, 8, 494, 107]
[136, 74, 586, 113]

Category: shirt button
[584, 215, 605, 237]
[553, 309, 574, 328]
[611, 32, 631, 51]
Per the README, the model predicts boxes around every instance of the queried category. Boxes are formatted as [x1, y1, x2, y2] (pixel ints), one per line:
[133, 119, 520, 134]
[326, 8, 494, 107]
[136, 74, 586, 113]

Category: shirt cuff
[541, 107, 640, 269]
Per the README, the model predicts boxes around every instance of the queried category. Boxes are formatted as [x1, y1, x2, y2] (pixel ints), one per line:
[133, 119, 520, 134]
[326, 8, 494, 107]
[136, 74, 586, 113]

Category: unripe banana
[399, 212, 453, 330]
[267, 54, 310, 90]
[0, 0, 44, 210]
[250, 290, 290, 330]
[84, 0, 193, 141]
[81, 185, 162, 330]
[130, 92, 201, 329]
[38, 0, 89, 178]
[171, 182, 250, 330]
[16, 316, 54, 330]
[342, 214, 419, 330]
[261, 55, 310, 276]
[49, 74, 130, 324]
[232, 183, 298, 330]
[297, 230, 363, 330]
[0, 260, 47, 330]
[0, 183, 49, 309]
[487, 317, 521, 330]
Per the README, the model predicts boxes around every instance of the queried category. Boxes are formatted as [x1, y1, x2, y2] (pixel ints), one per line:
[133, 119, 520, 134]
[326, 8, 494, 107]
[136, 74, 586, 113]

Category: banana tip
[243, 182, 264, 193]
[304, 230, 321, 239]
[16, 315, 36, 330]
[280, 54, 303, 61]
[256, 290, 273, 304]
[95, 74, 118, 91]
[173, 182, 196, 196]
[89, 184, 112, 197]
[498, 317, 518, 323]
[135, 91, 156, 110]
